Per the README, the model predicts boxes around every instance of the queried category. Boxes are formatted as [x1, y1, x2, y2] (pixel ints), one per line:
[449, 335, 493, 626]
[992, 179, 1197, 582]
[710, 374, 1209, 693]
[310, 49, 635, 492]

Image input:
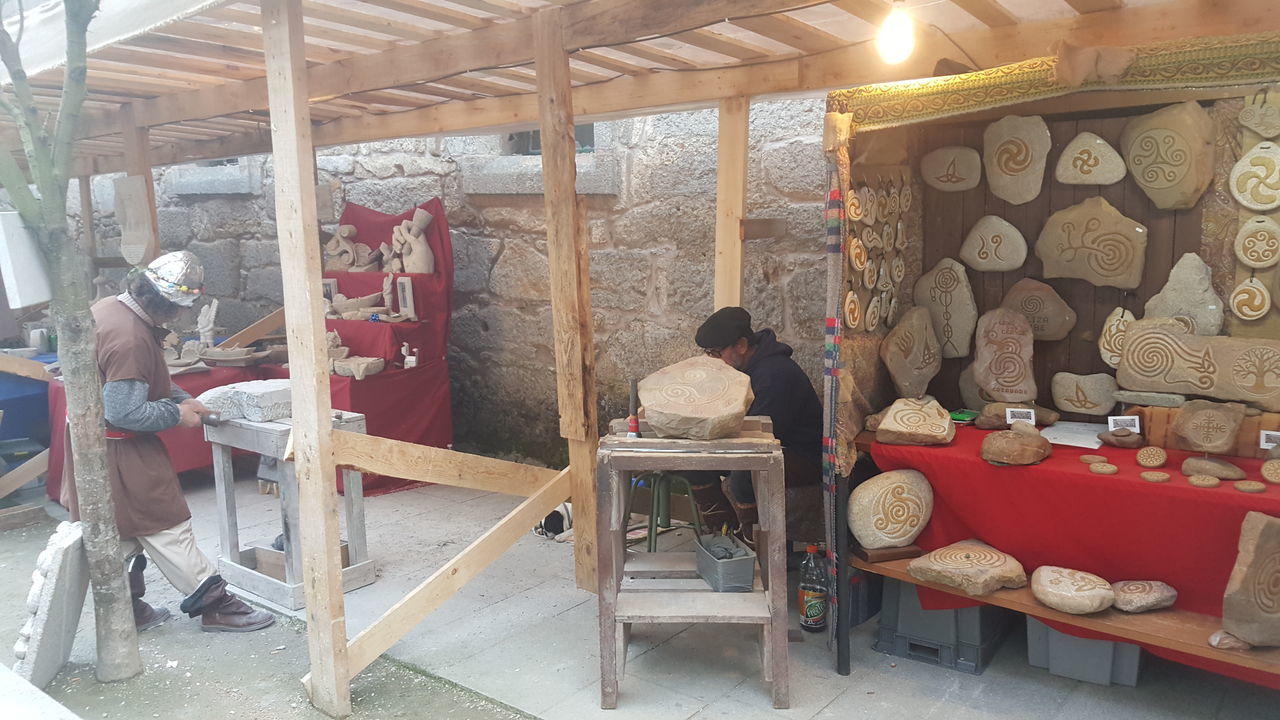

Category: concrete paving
[5, 472, 1277, 719]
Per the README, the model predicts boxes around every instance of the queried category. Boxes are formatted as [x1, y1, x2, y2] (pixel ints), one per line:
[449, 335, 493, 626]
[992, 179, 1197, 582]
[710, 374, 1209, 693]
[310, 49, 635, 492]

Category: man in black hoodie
[686, 306, 823, 538]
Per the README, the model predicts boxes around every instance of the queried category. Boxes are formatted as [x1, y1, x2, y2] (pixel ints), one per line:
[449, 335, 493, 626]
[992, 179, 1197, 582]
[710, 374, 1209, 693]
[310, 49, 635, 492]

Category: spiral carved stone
[1036, 197, 1147, 290]
[983, 115, 1050, 205]
[638, 356, 753, 440]
[848, 469, 932, 549]
[1223, 511, 1280, 645]
[1032, 566, 1116, 614]
[908, 540, 1028, 596]
[1112, 580, 1178, 613]
[1128, 129, 1189, 189]
[1230, 277, 1271, 322]
[1234, 216, 1280, 269]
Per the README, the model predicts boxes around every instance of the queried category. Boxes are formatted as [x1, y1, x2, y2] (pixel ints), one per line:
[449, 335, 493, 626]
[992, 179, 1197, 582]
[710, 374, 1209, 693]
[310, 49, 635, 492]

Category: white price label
[1261, 430, 1280, 450]
[1005, 408, 1036, 425]
[1107, 416, 1141, 433]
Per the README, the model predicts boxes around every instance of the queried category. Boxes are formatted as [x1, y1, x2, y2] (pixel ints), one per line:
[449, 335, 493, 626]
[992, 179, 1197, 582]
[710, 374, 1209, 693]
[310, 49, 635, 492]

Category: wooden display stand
[595, 417, 789, 709]
[205, 411, 374, 610]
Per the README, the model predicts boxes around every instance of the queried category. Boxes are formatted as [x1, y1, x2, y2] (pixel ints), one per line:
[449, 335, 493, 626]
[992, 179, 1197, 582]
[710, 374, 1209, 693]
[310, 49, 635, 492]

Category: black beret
[696, 306, 753, 349]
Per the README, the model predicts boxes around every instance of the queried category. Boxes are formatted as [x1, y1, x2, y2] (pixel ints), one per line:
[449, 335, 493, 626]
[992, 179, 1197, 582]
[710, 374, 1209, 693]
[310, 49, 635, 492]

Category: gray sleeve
[103, 379, 181, 432]
[169, 382, 192, 403]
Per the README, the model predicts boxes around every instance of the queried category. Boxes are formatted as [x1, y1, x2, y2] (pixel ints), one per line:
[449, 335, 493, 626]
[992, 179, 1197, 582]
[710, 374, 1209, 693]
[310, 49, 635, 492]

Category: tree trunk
[43, 222, 141, 682]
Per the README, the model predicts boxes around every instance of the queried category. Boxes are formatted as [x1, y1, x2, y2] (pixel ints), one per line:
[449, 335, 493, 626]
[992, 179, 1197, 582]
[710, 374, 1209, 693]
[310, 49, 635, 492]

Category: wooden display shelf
[851, 556, 1280, 676]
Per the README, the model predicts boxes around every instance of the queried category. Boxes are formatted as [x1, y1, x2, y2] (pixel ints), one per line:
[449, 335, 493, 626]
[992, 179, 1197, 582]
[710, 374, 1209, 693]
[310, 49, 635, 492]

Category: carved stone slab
[1144, 252, 1225, 335]
[848, 469, 933, 549]
[920, 145, 981, 192]
[1000, 278, 1077, 341]
[1118, 319, 1280, 411]
[959, 215, 1026, 272]
[1036, 196, 1147, 289]
[880, 307, 941, 399]
[1051, 372, 1117, 416]
[1230, 141, 1280, 211]
[913, 258, 977, 359]
[1222, 511, 1280, 646]
[973, 308, 1036, 403]
[1231, 277, 1272, 322]
[875, 395, 955, 446]
[13, 522, 89, 690]
[1170, 399, 1246, 454]
[638, 356, 754, 440]
[1098, 306, 1134, 369]
[1234, 215, 1280, 270]
[1032, 566, 1115, 614]
[1055, 131, 1126, 185]
[907, 539, 1027, 597]
[1112, 580, 1178, 613]
[983, 115, 1050, 205]
[1121, 100, 1215, 210]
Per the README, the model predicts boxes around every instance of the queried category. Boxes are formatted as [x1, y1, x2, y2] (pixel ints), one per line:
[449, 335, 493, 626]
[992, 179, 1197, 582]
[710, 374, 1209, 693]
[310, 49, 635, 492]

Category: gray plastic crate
[1026, 617, 1142, 686]
[872, 578, 1013, 675]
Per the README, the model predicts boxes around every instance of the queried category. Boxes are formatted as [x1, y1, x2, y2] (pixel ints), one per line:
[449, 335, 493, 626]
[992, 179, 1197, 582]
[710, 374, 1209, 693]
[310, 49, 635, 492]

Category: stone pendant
[1234, 215, 1280, 269]
[1230, 276, 1272, 321]
[1098, 306, 1134, 369]
[959, 215, 1026, 272]
[1231, 141, 1280, 211]
[983, 115, 1051, 205]
[843, 291, 861, 330]
[920, 146, 981, 192]
[1240, 86, 1280, 139]
[1055, 131, 1126, 185]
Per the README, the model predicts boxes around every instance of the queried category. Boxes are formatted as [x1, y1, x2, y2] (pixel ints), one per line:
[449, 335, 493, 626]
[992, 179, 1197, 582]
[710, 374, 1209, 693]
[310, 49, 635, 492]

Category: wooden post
[260, 0, 351, 716]
[714, 96, 749, 310]
[534, 6, 599, 591]
[117, 104, 160, 264]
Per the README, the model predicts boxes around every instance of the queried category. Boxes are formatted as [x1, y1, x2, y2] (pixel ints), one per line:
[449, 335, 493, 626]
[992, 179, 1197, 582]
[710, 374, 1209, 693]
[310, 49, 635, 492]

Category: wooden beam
[0, 449, 49, 501]
[118, 104, 159, 265]
[330, 430, 561, 497]
[949, 0, 1019, 27]
[714, 96, 749, 310]
[535, 6, 600, 593]
[729, 14, 847, 53]
[829, 0, 890, 25]
[217, 307, 286, 348]
[1065, 0, 1125, 13]
[342, 469, 571, 678]
[259, 0, 350, 716]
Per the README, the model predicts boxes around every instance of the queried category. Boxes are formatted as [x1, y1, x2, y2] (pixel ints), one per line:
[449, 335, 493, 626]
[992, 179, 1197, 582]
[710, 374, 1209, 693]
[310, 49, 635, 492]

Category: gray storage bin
[694, 534, 756, 592]
[1026, 617, 1142, 686]
[873, 578, 1012, 675]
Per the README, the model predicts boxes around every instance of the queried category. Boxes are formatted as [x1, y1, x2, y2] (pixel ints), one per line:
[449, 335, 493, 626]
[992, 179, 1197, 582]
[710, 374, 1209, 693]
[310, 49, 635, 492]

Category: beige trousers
[122, 519, 216, 597]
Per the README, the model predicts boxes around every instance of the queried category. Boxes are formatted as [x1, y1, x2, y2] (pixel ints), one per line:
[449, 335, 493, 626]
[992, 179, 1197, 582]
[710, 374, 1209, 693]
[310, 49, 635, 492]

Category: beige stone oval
[1231, 141, 1280, 211]
[960, 215, 1026, 272]
[1055, 131, 1126, 185]
[843, 290, 861, 330]
[848, 470, 933, 549]
[921, 146, 981, 192]
[983, 115, 1051, 205]
[1230, 276, 1272, 321]
[1234, 215, 1280, 270]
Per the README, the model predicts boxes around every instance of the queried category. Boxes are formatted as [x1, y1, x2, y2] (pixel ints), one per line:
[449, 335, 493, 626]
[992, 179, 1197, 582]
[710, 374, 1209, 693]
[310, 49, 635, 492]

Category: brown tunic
[61, 298, 191, 539]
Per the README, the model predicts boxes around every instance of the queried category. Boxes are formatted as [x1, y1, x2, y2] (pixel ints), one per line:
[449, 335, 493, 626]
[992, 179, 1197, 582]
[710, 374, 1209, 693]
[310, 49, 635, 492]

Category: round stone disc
[1140, 471, 1170, 483]
[1089, 462, 1118, 475]
[1235, 480, 1267, 494]
[1080, 454, 1108, 464]
[1263, 459, 1280, 484]
[1187, 474, 1221, 488]
[1136, 446, 1167, 468]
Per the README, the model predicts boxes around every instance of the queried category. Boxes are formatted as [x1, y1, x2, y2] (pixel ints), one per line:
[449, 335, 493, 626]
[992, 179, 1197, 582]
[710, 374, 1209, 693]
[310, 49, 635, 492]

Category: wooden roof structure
[14, 0, 1280, 716]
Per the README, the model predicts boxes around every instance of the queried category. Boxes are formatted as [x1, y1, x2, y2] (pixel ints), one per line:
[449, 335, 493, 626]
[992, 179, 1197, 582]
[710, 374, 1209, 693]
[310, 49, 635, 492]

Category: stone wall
[79, 97, 829, 465]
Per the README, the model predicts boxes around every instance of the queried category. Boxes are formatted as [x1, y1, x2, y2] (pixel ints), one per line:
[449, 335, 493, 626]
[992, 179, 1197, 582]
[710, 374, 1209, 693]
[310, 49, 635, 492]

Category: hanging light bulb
[876, 1, 915, 65]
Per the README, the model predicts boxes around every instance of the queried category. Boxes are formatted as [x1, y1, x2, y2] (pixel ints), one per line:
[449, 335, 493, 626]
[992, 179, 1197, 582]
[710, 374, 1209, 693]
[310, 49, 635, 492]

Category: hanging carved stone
[1055, 131, 1126, 185]
[880, 307, 941, 399]
[1000, 278, 1077, 341]
[1117, 319, 1280, 411]
[843, 291, 861, 330]
[1240, 86, 1280, 139]
[1121, 100, 1215, 210]
[1051, 372, 1118, 416]
[1230, 277, 1272, 321]
[1231, 141, 1280, 211]
[920, 146, 981, 192]
[973, 308, 1037, 403]
[983, 115, 1051, 205]
[1036, 196, 1147, 290]
[1234, 215, 1280, 270]
[1144, 252, 1225, 336]
[959, 215, 1026, 272]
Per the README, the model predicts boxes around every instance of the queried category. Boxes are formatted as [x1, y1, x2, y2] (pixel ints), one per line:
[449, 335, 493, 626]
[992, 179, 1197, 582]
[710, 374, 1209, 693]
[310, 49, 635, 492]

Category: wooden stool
[596, 417, 789, 709]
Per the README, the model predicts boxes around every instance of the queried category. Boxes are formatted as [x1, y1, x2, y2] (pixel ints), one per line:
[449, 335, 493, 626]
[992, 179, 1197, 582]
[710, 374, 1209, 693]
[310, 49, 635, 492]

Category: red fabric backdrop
[871, 425, 1280, 688]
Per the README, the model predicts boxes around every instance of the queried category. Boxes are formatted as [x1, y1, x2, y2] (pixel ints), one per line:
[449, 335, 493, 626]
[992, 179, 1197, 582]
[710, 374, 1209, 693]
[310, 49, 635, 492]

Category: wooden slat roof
[0, 0, 1273, 175]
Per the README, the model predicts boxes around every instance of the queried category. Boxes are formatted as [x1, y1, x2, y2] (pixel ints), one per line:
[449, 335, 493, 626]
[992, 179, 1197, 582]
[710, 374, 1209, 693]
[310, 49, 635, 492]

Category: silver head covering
[143, 251, 204, 307]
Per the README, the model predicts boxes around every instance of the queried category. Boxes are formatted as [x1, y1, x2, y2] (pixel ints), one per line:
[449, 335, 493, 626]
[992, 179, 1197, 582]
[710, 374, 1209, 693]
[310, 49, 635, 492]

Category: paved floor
[8, 472, 1278, 719]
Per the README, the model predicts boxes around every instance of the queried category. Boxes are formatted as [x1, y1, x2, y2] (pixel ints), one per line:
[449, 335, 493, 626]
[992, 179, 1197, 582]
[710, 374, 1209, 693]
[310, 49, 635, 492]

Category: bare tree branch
[0, 2, 52, 202]
[0, 143, 40, 226]
[52, 0, 99, 188]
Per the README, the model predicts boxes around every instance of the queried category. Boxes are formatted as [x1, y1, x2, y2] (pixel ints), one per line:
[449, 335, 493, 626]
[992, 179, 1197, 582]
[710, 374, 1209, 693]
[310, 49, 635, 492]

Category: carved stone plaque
[880, 306, 941, 399]
[1117, 319, 1280, 411]
[913, 258, 977, 359]
[1231, 141, 1280, 212]
[1098, 306, 1135, 369]
[638, 356, 754, 440]
[959, 215, 1026, 272]
[1170, 399, 1246, 454]
[843, 291, 861, 330]
[1144, 252, 1224, 336]
[1234, 215, 1280, 269]
[1222, 511, 1280, 647]
[875, 395, 955, 446]
[1032, 566, 1115, 615]
[1000, 278, 1077, 341]
[1055, 131, 1126, 185]
[983, 115, 1051, 205]
[1231, 277, 1272, 322]
[1241, 87, 1280, 139]
[907, 540, 1027, 597]
[920, 146, 981, 192]
[973, 308, 1037, 403]
[1051, 372, 1117, 416]
[1121, 100, 1215, 210]
[1036, 196, 1147, 290]
[848, 469, 933, 550]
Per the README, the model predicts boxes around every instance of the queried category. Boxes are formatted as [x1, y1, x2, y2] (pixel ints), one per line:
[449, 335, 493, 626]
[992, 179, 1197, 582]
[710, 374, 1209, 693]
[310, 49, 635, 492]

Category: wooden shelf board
[852, 557, 1280, 676]
[623, 550, 697, 578]
[615, 589, 771, 624]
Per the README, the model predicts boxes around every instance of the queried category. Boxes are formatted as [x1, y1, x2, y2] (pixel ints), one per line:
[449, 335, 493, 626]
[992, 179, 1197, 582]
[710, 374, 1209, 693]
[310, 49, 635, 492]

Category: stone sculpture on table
[1098, 306, 1134, 369]
[383, 209, 436, 274]
[197, 298, 219, 348]
[1144, 253, 1224, 336]
[197, 379, 293, 422]
[875, 396, 955, 446]
[1036, 196, 1147, 290]
[637, 356, 753, 441]
[1170, 399, 1246, 455]
[1222, 511, 1280, 647]
[1112, 580, 1178, 613]
[920, 146, 981, 192]
[1000, 278, 1076, 341]
[331, 356, 386, 381]
[959, 215, 1026, 272]
[914, 258, 977, 358]
[879, 307, 941, 399]
[13, 522, 89, 689]
[973, 308, 1036, 403]
[1051, 372, 1117, 416]
[907, 539, 1027, 596]
[1032, 566, 1115, 614]
[1116, 319, 1280, 412]
[983, 115, 1051, 205]
[981, 420, 1052, 465]
[1055, 131, 1126, 185]
[847, 469, 933, 549]
[974, 402, 1059, 430]
[1121, 100, 1215, 210]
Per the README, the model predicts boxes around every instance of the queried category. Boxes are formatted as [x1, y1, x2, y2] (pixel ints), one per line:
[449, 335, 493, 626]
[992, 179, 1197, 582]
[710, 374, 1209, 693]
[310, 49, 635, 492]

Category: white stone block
[13, 522, 89, 690]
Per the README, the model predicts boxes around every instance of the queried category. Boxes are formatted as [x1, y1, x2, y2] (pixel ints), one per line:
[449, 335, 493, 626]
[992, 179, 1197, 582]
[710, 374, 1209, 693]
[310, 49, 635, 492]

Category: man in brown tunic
[64, 251, 273, 632]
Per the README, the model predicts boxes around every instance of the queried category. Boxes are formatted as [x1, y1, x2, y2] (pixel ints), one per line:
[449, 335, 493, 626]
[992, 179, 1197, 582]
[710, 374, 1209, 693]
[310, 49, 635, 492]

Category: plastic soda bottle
[798, 544, 828, 632]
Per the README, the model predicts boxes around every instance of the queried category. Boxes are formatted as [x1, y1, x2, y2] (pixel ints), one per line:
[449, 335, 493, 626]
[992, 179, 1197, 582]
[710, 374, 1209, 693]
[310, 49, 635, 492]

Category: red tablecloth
[871, 425, 1280, 688]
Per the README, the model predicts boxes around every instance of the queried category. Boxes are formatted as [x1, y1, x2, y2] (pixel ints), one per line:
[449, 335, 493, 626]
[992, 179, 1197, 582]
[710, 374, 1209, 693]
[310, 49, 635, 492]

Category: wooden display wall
[916, 110, 1206, 422]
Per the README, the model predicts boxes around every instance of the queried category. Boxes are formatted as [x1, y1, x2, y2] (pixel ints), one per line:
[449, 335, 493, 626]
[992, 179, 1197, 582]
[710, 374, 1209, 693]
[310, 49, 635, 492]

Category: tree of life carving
[1233, 347, 1280, 397]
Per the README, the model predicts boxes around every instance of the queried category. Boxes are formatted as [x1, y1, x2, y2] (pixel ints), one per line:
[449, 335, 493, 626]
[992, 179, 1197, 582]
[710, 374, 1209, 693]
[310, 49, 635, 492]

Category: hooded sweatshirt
[742, 329, 822, 463]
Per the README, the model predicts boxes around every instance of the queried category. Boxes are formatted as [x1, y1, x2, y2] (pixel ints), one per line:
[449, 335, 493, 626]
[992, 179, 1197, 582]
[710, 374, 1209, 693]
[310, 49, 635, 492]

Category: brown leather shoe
[128, 557, 171, 632]
[181, 575, 276, 633]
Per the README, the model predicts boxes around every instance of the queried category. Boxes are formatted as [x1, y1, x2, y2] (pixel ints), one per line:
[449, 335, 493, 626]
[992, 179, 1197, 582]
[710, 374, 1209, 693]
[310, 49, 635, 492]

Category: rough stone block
[638, 355, 753, 440]
[197, 379, 293, 421]
[243, 266, 284, 305]
[162, 162, 260, 197]
[13, 522, 89, 690]
[490, 241, 550, 301]
[187, 239, 240, 297]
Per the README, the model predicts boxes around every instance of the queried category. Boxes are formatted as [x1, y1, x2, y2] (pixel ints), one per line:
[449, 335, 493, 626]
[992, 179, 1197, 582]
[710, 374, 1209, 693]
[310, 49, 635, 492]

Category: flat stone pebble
[1080, 454, 1108, 464]
[1141, 471, 1171, 483]
[1262, 459, 1280, 485]
[1136, 446, 1167, 468]
[1188, 474, 1221, 488]
[1090, 462, 1118, 475]
[1234, 480, 1267, 494]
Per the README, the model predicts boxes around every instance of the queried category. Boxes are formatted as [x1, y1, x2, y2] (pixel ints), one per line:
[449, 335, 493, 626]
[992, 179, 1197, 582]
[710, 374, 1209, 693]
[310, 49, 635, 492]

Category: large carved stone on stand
[1098, 306, 1135, 369]
[973, 308, 1036, 403]
[1170, 399, 1246, 454]
[876, 396, 955, 446]
[983, 115, 1051, 205]
[1121, 100, 1215, 210]
[907, 539, 1028, 596]
[1144, 253, 1224, 336]
[920, 146, 981, 192]
[638, 356, 754, 440]
[1222, 511, 1280, 647]
[1000, 278, 1077, 341]
[1032, 566, 1116, 615]
[959, 215, 1026, 272]
[879, 307, 941, 399]
[914, 258, 977, 359]
[1036, 196, 1147, 290]
[848, 469, 933, 549]
[1051, 372, 1117, 416]
[1055, 131, 1126, 185]
[1117, 319, 1280, 411]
